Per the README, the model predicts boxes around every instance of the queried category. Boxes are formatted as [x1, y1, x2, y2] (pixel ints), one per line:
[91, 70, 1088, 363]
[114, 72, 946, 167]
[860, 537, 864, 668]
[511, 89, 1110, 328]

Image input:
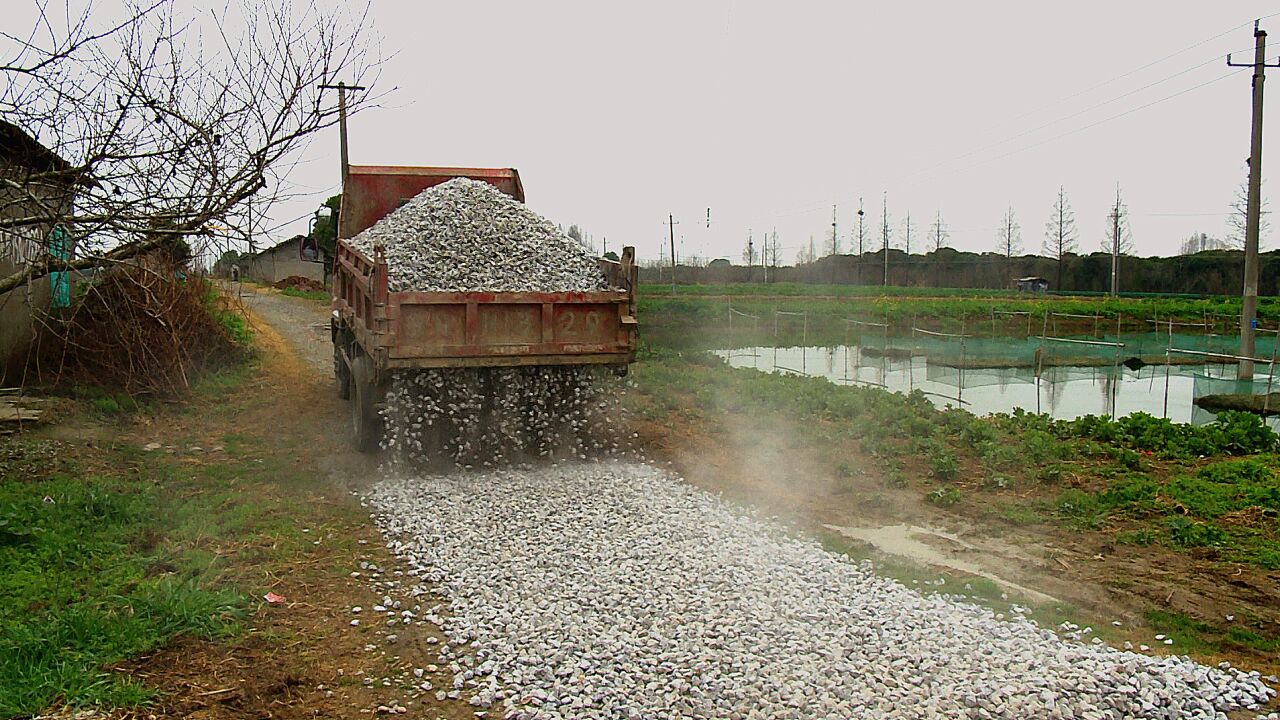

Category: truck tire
[349, 354, 382, 453]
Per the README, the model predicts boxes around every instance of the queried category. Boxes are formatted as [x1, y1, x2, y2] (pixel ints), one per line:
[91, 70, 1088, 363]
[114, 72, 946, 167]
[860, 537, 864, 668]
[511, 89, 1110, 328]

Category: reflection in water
[717, 345, 1278, 427]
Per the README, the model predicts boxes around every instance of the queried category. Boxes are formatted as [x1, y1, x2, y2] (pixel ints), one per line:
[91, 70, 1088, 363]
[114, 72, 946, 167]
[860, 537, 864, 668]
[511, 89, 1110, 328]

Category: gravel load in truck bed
[367, 461, 1276, 720]
[347, 177, 606, 293]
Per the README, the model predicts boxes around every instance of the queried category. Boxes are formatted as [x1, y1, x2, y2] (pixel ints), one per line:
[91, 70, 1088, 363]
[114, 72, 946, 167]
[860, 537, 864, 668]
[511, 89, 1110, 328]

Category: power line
[740, 16, 1280, 229]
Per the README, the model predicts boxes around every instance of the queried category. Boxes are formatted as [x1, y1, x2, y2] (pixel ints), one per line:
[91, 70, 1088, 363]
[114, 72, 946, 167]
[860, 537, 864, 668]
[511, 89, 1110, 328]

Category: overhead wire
[741, 15, 1278, 229]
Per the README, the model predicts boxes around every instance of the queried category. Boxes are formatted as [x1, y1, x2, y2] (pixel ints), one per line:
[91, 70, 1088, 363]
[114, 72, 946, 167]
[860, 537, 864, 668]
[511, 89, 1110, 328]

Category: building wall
[242, 239, 326, 285]
[0, 166, 71, 385]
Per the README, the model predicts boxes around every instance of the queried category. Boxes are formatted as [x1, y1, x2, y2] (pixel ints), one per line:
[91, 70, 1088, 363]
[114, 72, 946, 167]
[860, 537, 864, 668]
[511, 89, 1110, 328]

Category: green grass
[202, 283, 252, 348]
[0, 446, 246, 714]
[1144, 610, 1280, 655]
[0, 354, 344, 715]
[280, 287, 330, 303]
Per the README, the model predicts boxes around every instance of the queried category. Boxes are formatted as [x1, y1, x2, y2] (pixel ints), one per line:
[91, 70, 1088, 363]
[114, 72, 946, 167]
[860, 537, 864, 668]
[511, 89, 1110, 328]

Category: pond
[716, 344, 1280, 428]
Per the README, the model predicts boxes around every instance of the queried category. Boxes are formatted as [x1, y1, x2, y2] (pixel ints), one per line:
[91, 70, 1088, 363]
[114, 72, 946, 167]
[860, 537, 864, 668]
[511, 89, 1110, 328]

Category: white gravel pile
[348, 177, 605, 293]
[368, 462, 1276, 720]
[380, 366, 621, 468]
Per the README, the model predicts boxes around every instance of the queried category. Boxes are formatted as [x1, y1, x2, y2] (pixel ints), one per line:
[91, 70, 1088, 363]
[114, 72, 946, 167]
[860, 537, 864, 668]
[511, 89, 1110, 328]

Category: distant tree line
[640, 247, 1280, 296]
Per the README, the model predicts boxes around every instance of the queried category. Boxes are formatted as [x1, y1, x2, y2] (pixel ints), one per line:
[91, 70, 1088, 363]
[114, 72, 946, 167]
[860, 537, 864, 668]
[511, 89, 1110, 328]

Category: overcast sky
[19, 1, 1280, 262]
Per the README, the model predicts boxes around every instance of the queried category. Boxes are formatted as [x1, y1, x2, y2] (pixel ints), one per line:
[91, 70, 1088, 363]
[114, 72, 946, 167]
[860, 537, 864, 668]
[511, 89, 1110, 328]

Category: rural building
[1016, 276, 1050, 293]
[0, 120, 77, 385]
[242, 235, 327, 285]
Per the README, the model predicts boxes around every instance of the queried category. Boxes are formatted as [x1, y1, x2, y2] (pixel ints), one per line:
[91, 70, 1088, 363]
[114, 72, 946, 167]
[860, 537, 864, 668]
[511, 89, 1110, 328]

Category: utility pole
[831, 205, 839, 255]
[830, 205, 839, 284]
[903, 210, 912, 286]
[667, 214, 679, 294]
[748, 229, 755, 283]
[318, 81, 367, 237]
[856, 198, 865, 286]
[881, 193, 890, 286]
[1228, 22, 1280, 378]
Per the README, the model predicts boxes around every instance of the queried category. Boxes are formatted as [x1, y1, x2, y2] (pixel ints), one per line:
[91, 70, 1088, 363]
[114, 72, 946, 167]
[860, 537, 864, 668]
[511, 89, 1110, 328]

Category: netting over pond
[722, 306, 1280, 424]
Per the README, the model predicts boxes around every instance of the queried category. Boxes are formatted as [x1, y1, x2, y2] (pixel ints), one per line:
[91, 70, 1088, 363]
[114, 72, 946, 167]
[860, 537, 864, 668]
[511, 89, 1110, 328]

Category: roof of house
[0, 120, 72, 175]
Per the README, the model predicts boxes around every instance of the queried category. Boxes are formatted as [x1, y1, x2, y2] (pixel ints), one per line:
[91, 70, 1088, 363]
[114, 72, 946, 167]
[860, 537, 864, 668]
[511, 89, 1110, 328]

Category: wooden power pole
[1228, 22, 1280, 379]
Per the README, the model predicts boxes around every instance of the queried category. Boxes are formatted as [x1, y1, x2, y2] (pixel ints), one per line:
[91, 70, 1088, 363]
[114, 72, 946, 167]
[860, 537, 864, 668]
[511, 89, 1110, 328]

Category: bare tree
[795, 237, 815, 266]
[898, 211, 914, 255]
[1179, 232, 1227, 255]
[0, 0, 382, 295]
[995, 206, 1022, 259]
[1043, 186, 1077, 290]
[1226, 178, 1270, 250]
[766, 229, 780, 271]
[929, 211, 948, 252]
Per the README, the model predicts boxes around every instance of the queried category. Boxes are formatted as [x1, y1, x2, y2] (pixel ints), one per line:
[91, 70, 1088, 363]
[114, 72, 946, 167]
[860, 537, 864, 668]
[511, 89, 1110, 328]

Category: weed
[998, 504, 1041, 525]
[1165, 516, 1227, 548]
[1054, 489, 1106, 530]
[928, 445, 960, 481]
[927, 486, 961, 506]
[1117, 529, 1157, 546]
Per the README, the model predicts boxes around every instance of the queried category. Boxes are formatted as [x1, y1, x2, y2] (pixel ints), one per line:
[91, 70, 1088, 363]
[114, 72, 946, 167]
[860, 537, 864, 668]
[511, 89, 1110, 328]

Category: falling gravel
[380, 366, 622, 468]
[368, 462, 1276, 720]
[347, 177, 606, 293]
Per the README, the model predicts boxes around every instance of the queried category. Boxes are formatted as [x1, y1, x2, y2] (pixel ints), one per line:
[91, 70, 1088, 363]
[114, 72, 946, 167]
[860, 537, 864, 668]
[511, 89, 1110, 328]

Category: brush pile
[35, 260, 247, 396]
[272, 275, 325, 292]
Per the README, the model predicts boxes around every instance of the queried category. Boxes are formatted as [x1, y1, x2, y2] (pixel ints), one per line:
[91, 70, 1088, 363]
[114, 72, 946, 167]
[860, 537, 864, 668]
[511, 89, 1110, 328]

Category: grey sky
[18, 1, 1280, 262]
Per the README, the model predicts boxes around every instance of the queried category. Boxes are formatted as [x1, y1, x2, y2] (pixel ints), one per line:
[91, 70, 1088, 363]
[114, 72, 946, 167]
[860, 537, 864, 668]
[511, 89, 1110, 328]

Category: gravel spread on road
[367, 461, 1277, 719]
[347, 177, 605, 293]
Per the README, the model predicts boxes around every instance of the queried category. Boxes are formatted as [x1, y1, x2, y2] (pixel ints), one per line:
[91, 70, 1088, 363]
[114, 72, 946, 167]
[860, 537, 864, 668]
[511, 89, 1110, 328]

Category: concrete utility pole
[831, 205, 839, 255]
[319, 81, 367, 190]
[747, 229, 755, 282]
[1228, 22, 1280, 379]
[667, 214, 679, 294]
[881, 193, 890, 286]
[856, 198, 865, 286]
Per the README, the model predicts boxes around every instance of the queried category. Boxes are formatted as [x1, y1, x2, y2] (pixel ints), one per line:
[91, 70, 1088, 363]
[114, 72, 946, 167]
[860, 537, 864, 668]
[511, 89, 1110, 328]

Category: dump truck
[330, 165, 638, 451]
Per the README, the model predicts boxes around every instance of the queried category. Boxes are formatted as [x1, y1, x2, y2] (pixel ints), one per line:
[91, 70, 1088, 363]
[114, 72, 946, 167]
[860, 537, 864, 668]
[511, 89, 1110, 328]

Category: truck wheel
[349, 355, 382, 453]
[335, 344, 352, 400]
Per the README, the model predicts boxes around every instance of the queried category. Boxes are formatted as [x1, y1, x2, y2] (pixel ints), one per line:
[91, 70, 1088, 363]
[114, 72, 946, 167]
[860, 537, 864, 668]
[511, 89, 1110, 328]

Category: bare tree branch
[1, 0, 383, 292]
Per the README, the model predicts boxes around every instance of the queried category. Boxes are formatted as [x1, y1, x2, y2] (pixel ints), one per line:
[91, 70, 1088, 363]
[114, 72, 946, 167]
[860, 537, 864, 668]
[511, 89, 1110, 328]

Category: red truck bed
[332, 240, 637, 372]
